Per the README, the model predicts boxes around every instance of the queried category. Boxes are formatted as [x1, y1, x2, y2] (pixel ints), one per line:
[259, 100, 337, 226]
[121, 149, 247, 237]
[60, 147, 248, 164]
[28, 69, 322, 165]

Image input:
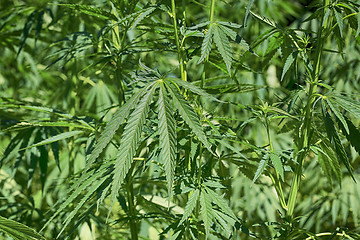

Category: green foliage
[1, 0, 360, 239]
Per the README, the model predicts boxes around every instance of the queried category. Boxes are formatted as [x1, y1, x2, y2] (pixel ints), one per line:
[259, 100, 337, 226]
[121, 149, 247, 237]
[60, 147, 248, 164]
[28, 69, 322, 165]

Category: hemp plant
[0, 0, 360, 239]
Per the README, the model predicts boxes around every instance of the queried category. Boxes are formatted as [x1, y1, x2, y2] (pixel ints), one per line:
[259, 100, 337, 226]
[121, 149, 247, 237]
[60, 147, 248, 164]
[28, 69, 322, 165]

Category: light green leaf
[42, 162, 111, 233]
[281, 52, 297, 81]
[334, 7, 343, 37]
[168, 84, 213, 154]
[244, 0, 255, 26]
[109, 82, 158, 215]
[0, 216, 45, 240]
[330, 95, 360, 119]
[86, 84, 153, 169]
[322, 102, 354, 181]
[198, 23, 214, 64]
[326, 98, 349, 134]
[158, 83, 177, 197]
[205, 187, 237, 220]
[167, 77, 223, 103]
[200, 190, 214, 237]
[20, 130, 83, 150]
[56, 4, 118, 21]
[252, 155, 267, 185]
[179, 189, 200, 225]
[213, 23, 232, 75]
[130, 7, 156, 29]
[270, 152, 284, 181]
[218, 24, 237, 40]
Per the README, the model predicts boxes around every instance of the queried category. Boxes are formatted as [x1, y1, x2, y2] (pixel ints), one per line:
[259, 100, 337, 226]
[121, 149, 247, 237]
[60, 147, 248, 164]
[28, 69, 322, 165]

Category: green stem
[127, 167, 138, 240]
[286, 0, 330, 219]
[265, 118, 286, 210]
[209, 0, 215, 22]
[171, 0, 186, 82]
[200, 0, 216, 88]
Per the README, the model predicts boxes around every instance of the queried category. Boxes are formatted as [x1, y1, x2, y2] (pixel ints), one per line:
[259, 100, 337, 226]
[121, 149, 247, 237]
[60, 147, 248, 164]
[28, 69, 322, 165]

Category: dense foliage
[1, 0, 360, 239]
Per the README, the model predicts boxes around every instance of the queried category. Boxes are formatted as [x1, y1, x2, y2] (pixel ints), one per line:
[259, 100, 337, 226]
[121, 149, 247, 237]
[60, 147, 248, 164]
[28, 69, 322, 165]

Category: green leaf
[200, 190, 214, 237]
[109, 82, 158, 215]
[281, 51, 297, 81]
[338, 116, 360, 155]
[326, 98, 349, 134]
[322, 102, 354, 181]
[205, 187, 237, 220]
[217, 24, 237, 41]
[179, 189, 200, 225]
[213, 23, 233, 75]
[330, 95, 360, 119]
[130, 7, 156, 29]
[334, 7, 343, 37]
[57, 4, 118, 21]
[312, 142, 342, 184]
[20, 130, 83, 150]
[244, 0, 255, 26]
[85, 85, 152, 169]
[250, 11, 276, 28]
[168, 84, 213, 154]
[198, 23, 214, 64]
[167, 77, 223, 103]
[252, 155, 267, 185]
[270, 152, 284, 181]
[357, 11, 360, 37]
[42, 162, 111, 233]
[158, 83, 177, 197]
[0, 216, 45, 240]
[212, 209, 232, 236]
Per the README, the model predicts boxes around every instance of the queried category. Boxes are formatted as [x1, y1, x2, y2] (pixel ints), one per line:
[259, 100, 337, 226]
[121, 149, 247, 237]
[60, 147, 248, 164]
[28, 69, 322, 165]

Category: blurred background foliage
[0, 0, 360, 239]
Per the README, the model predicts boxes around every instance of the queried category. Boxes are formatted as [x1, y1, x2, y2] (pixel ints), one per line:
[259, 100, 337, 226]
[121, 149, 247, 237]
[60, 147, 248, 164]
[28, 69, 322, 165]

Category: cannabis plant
[1, 0, 360, 239]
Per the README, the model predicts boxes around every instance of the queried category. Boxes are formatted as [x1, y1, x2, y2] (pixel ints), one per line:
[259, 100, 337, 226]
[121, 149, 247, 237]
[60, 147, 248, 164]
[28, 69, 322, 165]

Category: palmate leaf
[281, 51, 297, 81]
[321, 102, 354, 181]
[129, 6, 156, 29]
[200, 190, 214, 238]
[167, 77, 222, 103]
[179, 189, 200, 225]
[167, 84, 213, 154]
[109, 82, 158, 214]
[198, 23, 214, 64]
[0, 216, 45, 240]
[329, 95, 360, 119]
[197, 21, 241, 76]
[334, 6, 343, 37]
[312, 141, 342, 184]
[20, 130, 83, 150]
[85, 85, 150, 169]
[325, 98, 349, 134]
[338, 116, 360, 155]
[270, 152, 284, 181]
[205, 186, 237, 220]
[158, 83, 177, 197]
[213, 23, 233, 75]
[41, 161, 112, 233]
[252, 155, 268, 185]
[56, 4, 118, 21]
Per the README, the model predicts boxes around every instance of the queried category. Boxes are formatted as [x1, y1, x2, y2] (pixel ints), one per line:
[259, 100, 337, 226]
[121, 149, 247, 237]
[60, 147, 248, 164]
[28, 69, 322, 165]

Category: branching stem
[286, 0, 330, 219]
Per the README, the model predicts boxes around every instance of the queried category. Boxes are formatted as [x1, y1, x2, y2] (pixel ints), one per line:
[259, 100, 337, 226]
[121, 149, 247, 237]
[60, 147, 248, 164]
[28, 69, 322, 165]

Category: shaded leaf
[168, 84, 213, 154]
[109, 82, 158, 214]
[158, 83, 177, 197]
[0, 216, 45, 240]
[179, 189, 200, 225]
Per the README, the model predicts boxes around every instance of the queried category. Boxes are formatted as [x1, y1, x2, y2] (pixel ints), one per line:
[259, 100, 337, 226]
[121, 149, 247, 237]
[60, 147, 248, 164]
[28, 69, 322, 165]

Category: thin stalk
[200, 0, 216, 88]
[286, 0, 330, 219]
[127, 166, 138, 240]
[171, 0, 186, 82]
[265, 118, 286, 210]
